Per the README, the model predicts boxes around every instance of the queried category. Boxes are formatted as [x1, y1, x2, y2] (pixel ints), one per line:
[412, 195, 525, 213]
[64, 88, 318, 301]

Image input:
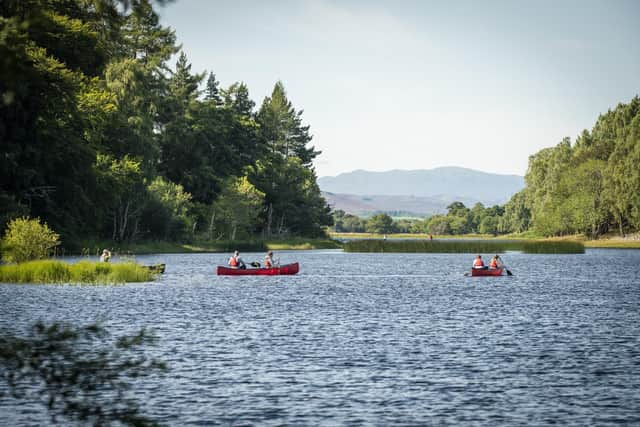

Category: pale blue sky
[158, 0, 640, 177]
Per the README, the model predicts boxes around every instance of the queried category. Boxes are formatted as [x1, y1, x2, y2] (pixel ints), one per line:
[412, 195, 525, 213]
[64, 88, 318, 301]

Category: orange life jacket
[490, 259, 498, 268]
[229, 256, 238, 267]
[264, 258, 273, 268]
[473, 258, 484, 268]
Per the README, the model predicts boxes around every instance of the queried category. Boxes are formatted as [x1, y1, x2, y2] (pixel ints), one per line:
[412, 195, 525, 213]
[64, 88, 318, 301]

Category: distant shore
[58, 233, 640, 257]
[329, 232, 640, 249]
[65, 238, 342, 256]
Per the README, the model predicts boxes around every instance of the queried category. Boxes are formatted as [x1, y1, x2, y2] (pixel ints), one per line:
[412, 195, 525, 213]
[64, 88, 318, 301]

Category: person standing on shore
[100, 249, 111, 263]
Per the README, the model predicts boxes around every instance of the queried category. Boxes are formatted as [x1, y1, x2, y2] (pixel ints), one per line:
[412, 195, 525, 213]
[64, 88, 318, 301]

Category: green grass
[0, 260, 155, 284]
[343, 239, 585, 254]
[583, 240, 640, 249]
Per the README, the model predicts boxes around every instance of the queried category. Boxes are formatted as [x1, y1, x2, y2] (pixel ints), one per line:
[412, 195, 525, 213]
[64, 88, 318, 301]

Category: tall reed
[0, 260, 155, 284]
[343, 239, 585, 254]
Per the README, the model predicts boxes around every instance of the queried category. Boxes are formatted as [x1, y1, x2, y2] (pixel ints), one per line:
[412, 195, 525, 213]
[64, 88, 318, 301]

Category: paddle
[496, 255, 513, 276]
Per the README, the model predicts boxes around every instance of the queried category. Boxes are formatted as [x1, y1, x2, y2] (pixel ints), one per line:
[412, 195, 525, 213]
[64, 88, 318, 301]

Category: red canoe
[217, 262, 299, 276]
[471, 267, 504, 277]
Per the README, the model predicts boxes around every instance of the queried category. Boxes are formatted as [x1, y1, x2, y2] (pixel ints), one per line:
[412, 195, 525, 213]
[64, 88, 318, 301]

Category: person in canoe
[228, 250, 246, 269]
[489, 255, 504, 269]
[472, 255, 487, 269]
[489, 255, 499, 269]
[263, 250, 277, 268]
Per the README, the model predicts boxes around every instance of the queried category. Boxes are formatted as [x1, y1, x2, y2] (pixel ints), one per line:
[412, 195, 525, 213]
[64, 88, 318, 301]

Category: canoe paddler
[489, 255, 504, 269]
[264, 251, 275, 268]
[228, 250, 246, 269]
[472, 255, 486, 269]
[489, 255, 498, 269]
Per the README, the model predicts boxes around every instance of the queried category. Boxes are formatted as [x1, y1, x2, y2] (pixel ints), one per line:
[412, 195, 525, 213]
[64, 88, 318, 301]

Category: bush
[1, 217, 61, 263]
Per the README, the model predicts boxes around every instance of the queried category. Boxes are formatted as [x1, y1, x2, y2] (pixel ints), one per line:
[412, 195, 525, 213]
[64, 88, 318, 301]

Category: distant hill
[321, 192, 451, 217]
[319, 167, 524, 216]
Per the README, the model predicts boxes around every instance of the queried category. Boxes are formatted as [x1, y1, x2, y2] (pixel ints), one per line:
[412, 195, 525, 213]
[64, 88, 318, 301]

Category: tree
[426, 215, 452, 235]
[212, 177, 264, 240]
[256, 81, 320, 166]
[204, 72, 222, 105]
[1, 217, 60, 263]
[366, 213, 394, 234]
[143, 177, 194, 240]
[499, 190, 530, 234]
[94, 155, 147, 242]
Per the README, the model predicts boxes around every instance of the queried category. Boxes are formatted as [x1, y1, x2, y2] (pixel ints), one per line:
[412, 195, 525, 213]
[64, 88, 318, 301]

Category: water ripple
[1, 249, 639, 425]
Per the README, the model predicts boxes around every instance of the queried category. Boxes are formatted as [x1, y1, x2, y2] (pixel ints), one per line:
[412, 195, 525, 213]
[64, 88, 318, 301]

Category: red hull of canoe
[471, 267, 504, 277]
[217, 262, 299, 276]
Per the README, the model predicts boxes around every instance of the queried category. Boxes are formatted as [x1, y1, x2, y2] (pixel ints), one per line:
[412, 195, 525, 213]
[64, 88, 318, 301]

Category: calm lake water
[1, 249, 640, 425]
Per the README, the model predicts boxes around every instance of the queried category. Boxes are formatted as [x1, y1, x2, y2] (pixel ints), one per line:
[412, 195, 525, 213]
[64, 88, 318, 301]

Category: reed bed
[0, 260, 154, 284]
[343, 239, 585, 254]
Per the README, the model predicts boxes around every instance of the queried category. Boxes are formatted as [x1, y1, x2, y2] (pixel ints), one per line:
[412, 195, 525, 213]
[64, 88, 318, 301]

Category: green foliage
[250, 82, 332, 237]
[0, 260, 154, 284]
[2, 217, 60, 263]
[212, 176, 265, 240]
[522, 97, 640, 237]
[144, 177, 194, 240]
[0, 322, 165, 425]
[344, 239, 584, 254]
[94, 155, 147, 242]
[366, 213, 394, 234]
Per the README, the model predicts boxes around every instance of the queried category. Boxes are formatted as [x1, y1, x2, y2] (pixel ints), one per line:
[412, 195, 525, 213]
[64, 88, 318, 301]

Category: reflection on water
[1, 249, 640, 425]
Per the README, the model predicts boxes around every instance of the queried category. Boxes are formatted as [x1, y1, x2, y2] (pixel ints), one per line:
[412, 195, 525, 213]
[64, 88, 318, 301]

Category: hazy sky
[158, 0, 640, 177]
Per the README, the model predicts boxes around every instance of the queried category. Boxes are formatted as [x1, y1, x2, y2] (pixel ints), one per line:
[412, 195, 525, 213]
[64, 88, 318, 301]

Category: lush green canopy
[0, 0, 332, 245]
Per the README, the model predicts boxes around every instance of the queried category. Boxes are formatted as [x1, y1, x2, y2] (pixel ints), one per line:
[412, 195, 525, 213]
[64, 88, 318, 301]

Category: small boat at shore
[470, 267, 504, 277]
[144, 263, 166, 274]
[217, 262, 299, 276]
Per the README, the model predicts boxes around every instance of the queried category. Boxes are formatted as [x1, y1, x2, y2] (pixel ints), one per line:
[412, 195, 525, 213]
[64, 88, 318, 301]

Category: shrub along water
[0, 261, 154, 284]
[343, 239, 585, 254]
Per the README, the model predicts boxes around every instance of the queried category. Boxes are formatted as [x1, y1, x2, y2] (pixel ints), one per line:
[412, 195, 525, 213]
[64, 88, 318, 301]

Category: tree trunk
[266, 203, 273, 236]
[209, 209, 216, 239]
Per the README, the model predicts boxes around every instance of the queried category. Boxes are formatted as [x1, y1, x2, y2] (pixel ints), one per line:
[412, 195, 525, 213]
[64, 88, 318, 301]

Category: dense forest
[333, 97, 640, 238]
[0, 0, 332, 246]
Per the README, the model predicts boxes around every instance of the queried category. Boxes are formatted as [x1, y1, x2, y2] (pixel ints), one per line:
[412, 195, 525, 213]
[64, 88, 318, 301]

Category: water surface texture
[1, 249, 639, 425]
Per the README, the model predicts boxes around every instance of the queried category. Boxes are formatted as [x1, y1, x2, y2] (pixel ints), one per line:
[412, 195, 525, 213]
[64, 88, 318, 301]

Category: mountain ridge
[318, 167, 525, 216]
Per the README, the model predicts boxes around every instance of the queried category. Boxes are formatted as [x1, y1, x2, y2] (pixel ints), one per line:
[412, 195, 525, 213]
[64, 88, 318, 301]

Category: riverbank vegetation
[0, 260, 154, 284]
[74, 237, 341, 255]
[344, 239, 585, 254]
[0, 0, 332, 253]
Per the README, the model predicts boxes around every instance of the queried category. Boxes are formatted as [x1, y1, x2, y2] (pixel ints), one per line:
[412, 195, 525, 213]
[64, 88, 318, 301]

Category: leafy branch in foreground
[0, 322, 167, 426]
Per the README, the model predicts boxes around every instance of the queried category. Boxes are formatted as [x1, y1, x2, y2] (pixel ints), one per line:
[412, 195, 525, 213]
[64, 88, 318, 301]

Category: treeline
[333, 201, 506, 235]
[334, 96, 640, 238]
[0, 0, 332, 245]
[515, 97, 640, 237]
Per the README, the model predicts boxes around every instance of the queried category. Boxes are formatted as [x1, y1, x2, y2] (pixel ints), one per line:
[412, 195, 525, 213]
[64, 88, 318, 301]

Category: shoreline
[57, 233, 640, 257]
[329, 233, 640, 249]
[64, 238, 342, 256]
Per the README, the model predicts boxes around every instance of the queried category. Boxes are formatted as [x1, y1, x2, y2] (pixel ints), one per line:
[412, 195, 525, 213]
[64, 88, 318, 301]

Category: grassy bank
[333, 231, 640, 249]
[68, 238, 342, 255]
[330, 232, 494, 240]
[344, 239, 585, 254]
[0, 260, 155, 284]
